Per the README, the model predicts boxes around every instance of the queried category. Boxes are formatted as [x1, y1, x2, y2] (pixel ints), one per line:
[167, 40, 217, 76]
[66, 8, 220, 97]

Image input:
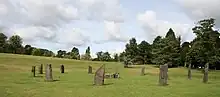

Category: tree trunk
[124, 60, 128, 68]
[184, 62, 187, 67]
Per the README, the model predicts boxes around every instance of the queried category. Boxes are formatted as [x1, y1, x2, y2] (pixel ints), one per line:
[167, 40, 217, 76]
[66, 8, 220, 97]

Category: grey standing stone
[159, 64, 168, 86]
[188, 63, 192, 80]
[88, 66, 92, 74]
[60, 64, 64, 73]
[141, 67, 145, 76]
[94, 65, 105, 85]
[31, 66, 36, 77]
[39, 64, 43, 74]
[203, 63, 209, 83]
[45, 64, 53, 82]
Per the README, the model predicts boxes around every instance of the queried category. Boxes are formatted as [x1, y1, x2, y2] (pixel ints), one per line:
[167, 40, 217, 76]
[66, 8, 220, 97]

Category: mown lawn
[0, 53, 220, 97]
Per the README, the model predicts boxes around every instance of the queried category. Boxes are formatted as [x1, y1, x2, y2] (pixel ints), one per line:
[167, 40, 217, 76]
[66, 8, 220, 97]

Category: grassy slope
[0, 53, 220, 97]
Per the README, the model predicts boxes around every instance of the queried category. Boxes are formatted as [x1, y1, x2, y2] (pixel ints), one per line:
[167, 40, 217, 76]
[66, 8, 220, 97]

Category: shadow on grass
[103, 83, 114, 86]
[29, 75, 43, 78]
[124, 66, 141, 69]
[44, 79, 60, 82]
[90, 83, 114, 86]
[158, 84, 169, 86]
[60, 72, 69, 74]
[140, 73, 147, 76]
[34, 75, 43, 78]
[53, 79, 60, 82]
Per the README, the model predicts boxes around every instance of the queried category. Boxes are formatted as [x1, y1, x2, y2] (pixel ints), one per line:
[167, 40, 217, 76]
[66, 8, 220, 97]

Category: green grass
[0, 53, 220, 97]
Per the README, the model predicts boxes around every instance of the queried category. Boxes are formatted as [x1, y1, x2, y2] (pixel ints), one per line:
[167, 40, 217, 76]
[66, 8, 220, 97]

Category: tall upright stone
[31, 66, 36, 77]
[39, 64, 43, 74]
[203, 63, 209, 83]
[94, 65, 105, 85]
[60, 64, 64, 73]
[88, 66, 92, 74]
[141, 67, 145, 76]
[159, 64, 168, 86]
[45, 64, 53, 82]
[188, 63, 192, 80]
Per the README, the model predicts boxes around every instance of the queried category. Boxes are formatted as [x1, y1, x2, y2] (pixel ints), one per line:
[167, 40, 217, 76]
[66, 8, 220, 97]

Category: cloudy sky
[0, 0, 220, 58]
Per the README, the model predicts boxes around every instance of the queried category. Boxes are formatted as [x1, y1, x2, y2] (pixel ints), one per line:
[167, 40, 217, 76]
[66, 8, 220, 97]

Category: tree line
[0, 34, 55, 57]
[0, 33, 117, 61]
[121, 18, 220, 69]
[0, 18, 220, 69]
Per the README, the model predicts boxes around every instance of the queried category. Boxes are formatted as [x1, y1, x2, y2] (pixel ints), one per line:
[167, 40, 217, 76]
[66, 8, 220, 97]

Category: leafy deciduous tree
[0, 33, 7, 53]
[8, 35, 23, 54]
[187, 18, 220, 69]
[125, 38, 138, 64]
[84, 46, 91, 60]
[71, 47, 80, 59]
[138, 40, 152, 64]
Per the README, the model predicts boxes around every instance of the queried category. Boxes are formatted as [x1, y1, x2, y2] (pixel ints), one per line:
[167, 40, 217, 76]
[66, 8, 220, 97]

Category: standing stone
[203, 63, 209, 83]
[45, 64, 53, 82]
[188, 63, 192, 80]
[94, 65, 105, 85]
[88, 66, 92, 74]
[159, 64, 168, 86]
[141, 67, 145, 76]
[60, 64, 64, 73]
[31, 66, 36, 77]
[39, 64, 43, 74]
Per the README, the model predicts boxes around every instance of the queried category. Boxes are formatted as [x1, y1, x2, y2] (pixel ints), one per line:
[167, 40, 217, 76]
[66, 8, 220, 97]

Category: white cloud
[0, 4, 7, 15]
[55, 28, 90, 47]
[173, 0, 220, 27]
[93, 21, 129, 44]
[10, 25, 90, 48]
[79, 0, 126, 43]
[12, 26, 56, 42]
[78, 0, 123, 22]
[0, 0, 79, 28]
[104, 21, 128, 42]
[0, 0, 124, 49]
[137, 10, 193, 43]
